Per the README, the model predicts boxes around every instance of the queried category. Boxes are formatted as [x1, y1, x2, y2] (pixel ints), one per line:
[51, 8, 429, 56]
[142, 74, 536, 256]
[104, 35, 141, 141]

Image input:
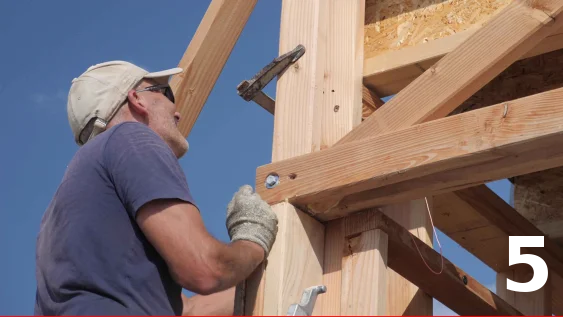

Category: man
[35, 61, 278, 315]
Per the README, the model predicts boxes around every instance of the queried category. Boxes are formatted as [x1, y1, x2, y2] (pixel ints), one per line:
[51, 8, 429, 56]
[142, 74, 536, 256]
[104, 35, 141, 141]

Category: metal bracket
[237, 44, 305, 114]
[287, 285, 327, 316]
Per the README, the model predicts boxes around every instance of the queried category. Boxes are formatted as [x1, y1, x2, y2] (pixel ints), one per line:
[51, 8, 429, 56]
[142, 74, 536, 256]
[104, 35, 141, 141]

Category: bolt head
[265, 174, 279, 188]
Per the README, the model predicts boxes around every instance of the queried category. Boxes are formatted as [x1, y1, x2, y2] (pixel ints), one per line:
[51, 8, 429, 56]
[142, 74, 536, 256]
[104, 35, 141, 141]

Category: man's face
[134, 80, 188, 158]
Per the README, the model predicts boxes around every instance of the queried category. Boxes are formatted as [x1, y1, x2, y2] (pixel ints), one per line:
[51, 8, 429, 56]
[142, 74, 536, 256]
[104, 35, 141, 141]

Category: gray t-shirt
[35, 122, 196, 315]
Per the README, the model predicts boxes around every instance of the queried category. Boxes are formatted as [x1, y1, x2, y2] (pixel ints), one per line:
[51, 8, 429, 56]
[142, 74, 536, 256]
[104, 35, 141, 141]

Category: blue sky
[0, 1, 513, 315]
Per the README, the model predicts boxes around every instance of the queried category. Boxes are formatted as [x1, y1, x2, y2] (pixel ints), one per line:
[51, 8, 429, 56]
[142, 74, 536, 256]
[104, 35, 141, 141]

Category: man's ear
[126, 89, 149, 118]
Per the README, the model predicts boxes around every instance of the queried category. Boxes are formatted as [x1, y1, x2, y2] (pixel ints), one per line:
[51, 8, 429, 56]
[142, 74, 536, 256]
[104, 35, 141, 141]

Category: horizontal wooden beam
[170, 0, 257, 137]
[343, 0, 563, 144]
[363, 26, 563, 97]
[345, 209, 523, 316]
[256, 88, 563, 220]
[434, 186, 563, 314]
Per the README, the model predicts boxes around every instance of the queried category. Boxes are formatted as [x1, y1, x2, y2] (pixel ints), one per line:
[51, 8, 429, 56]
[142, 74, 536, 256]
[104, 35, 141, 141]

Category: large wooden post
[497, 267, 552, 315]
[242, 0, 383, 315]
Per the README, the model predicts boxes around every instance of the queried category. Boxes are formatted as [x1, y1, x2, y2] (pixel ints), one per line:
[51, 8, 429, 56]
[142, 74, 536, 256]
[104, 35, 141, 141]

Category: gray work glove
[226, 185, 278, 257]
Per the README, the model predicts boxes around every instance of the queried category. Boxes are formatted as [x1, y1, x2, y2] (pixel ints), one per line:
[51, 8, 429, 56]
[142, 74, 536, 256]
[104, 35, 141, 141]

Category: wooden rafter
[361, 85, 384, 119]
[256, 88, 563, 220]
[438, 186, 563, 276]
[170, 0, 257, 137]
[433, 186, 563, 314]
[345, 209, 523, 316]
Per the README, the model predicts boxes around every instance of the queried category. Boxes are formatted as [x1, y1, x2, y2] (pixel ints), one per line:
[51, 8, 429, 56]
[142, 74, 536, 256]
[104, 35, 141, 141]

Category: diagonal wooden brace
[170, 0, 257, 138]
[340, 0, 563, 144]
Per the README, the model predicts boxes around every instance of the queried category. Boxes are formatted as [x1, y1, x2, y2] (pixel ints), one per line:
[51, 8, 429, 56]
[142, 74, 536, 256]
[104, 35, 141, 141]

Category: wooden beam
[247, 84, 382, 122]
[341, 0, 563, 143]
[247, 15, 430, 316]
[364, 27, 563, 97]
[379, 200, 433, 315]
[241, 0, 327, 313]
[169, 0, 257, 137]
[260, 202, 325, 315]
[361, 85, 383, 120]
[497, 266, 553, 315]
[255, 88, 563, 220]
[341, 229, 388, 315]
[242, 0, 366, 315]
[345, 209, 523, 316]
[254, 2, 432, 315]
[433, 186, 563, 314]
[441, 186, 563, 277]
[321, 219, 345, 315]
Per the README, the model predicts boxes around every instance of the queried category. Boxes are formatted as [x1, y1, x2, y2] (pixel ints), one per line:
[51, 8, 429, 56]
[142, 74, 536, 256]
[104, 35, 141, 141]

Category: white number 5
[507, 236, 548, 292]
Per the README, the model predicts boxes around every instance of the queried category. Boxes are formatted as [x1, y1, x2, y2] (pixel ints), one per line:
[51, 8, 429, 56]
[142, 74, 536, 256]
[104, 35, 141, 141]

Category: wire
[409, 196, 444, 275]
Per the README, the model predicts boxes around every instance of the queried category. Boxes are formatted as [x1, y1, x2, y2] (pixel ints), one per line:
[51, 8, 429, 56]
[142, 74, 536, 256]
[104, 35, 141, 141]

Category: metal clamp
[237, 44, 305, 114]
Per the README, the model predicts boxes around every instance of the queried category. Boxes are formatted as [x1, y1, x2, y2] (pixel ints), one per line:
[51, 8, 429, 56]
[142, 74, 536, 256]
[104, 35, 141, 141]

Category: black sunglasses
[135, 84, 175, 103]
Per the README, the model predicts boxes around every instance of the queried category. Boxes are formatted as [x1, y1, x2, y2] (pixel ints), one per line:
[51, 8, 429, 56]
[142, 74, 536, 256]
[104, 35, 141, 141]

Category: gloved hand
[226, 185, 278, 257]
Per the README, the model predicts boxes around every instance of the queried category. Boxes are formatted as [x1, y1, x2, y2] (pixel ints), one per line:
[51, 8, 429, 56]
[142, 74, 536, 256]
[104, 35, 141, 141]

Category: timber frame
[172, 0, 563, 315]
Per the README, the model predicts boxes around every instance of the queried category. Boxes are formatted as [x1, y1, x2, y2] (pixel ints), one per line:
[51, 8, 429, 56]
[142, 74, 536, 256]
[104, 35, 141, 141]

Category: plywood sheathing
[513, 167, 563, 243]
[453, 48, 563, 114]
[364, 0, 511, 59]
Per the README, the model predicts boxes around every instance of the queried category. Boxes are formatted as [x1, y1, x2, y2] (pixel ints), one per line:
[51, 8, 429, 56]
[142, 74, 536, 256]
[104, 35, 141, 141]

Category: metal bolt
[265, 174, 280, 189]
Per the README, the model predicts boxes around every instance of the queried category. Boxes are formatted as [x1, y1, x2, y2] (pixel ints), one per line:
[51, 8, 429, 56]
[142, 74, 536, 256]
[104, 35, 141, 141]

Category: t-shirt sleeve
[103, 122, 196, 218]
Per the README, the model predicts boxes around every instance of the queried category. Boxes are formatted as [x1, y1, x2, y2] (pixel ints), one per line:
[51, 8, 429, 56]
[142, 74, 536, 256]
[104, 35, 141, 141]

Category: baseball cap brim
[144, 67, 183, 85]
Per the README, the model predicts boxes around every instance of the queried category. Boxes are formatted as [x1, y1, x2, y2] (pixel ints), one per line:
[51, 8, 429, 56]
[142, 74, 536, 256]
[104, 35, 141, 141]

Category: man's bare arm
[136, 198, 264, 295]
[181, 288, 235, 316]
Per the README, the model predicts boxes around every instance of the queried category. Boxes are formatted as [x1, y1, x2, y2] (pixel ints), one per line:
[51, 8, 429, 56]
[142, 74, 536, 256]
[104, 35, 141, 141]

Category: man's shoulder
[99, 122, 170, 154]
[104, 122, 161, 143]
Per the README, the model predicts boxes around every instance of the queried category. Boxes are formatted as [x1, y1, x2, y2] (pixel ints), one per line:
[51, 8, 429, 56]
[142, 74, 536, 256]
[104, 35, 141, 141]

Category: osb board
[364, 0, 511, 59]
[513, 166, 563, 230]
[453, 48, 563, 114]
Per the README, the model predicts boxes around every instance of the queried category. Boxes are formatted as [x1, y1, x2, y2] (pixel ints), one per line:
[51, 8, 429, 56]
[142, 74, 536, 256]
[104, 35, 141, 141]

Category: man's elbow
[170, 265, 223, 295]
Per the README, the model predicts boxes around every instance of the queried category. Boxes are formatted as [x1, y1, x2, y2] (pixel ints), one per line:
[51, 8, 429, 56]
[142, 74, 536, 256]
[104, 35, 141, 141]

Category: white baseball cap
[67, 60, 183, 145]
